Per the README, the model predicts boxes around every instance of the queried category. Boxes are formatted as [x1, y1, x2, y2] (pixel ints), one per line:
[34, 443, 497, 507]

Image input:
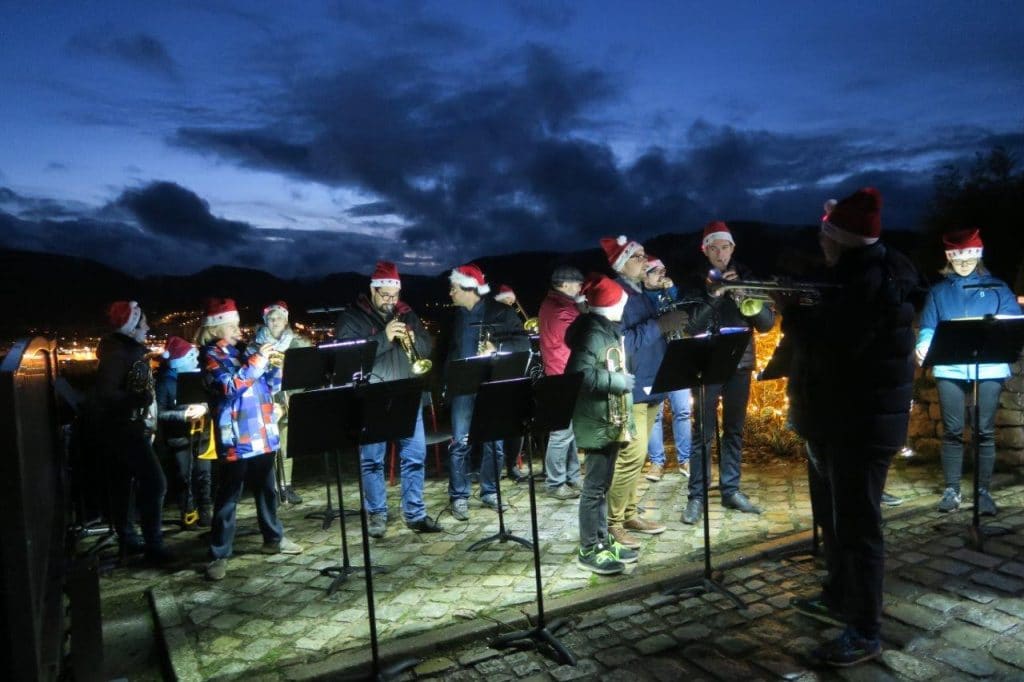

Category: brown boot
[644, 463, 664, 482]
[624, 517, 666, 535]
[608, 525, 642, 549]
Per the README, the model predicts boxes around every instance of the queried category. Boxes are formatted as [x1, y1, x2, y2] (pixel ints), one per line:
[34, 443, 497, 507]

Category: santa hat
[162, 336, 199, 372]
[701, 221, 734, 250]
[107, 300, 142, 335]
[943, 228, 984, 261]
[821, 187, 882, 246]
[262, 301, 288, 323]
[370, 261, 401, 289]
[582, 273, 628, 319]
[203, 297, 240, 327]
[449, 263, 490, 294]
[494, 285, 516, 304]
[644, 255, 665, 273]
[600, 235, 643, 272]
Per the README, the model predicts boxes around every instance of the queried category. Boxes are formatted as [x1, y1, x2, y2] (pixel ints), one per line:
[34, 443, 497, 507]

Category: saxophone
[604, 339, 632, 443]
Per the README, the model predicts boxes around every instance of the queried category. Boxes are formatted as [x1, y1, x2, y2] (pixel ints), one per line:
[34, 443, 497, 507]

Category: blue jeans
[689, 370, 751, 501]
[209, 453, 284, 559]
[936, 378, 1003, 490]
[360, 408, 427, 522]
[448, 393, 503, 500]
[544, 423, 580, 489]
[647, 388, 692, 466]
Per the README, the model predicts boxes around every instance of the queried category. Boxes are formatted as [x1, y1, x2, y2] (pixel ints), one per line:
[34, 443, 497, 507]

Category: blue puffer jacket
[617, 275, 667, 404]
[916, 270, 1022, 380]
[201, 340, 282, 461]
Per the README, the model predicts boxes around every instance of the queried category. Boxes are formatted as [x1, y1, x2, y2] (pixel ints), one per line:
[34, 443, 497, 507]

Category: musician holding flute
[335, 261, 442, 537]
[445, 263, 528, 520]
[681, 221, 774, 524]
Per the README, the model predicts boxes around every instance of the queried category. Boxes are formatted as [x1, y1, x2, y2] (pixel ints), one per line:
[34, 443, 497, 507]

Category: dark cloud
[505, 0, 575, 30]
[346, 201, 397, 217]
[67, 30, 180, 80]
[115, 182, 250, 246]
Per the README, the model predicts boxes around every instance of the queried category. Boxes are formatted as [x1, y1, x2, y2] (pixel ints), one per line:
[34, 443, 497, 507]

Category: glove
[655, 310, 689, 337]
[611, 371, 635, 394]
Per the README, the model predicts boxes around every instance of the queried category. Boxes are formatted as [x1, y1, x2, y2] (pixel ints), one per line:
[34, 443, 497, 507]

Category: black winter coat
[93, 332, 155, 435]
[335, 295, 433, 383]
[681, 259, 775, 371]
[783, 242, 920, 454]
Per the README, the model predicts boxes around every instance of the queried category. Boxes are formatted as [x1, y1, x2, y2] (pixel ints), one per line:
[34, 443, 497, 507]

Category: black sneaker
[282, 487, 303, 505]
[682, 497, 703, 525]
[880, 491, 903, 507]
[406, 516, 443, 533]
[368, 513, 387, 538]
[577, 543, 625, 575]
[976, 488, 998, 516]
[937, 487, 961, 513]
[790, 596, 844, 626]
[197, 506, 212, 528]
[810, 628, 881, 667]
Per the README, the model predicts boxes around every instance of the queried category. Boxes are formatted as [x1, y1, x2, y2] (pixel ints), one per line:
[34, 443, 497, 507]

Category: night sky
[2, 1, 1022, 278]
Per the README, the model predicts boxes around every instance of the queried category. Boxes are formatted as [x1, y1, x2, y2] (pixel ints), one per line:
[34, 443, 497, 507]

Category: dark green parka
[564, 313, 636, 450]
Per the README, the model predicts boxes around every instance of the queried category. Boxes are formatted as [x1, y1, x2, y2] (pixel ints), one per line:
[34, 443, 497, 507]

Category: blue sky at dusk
[2, 1, 1022, 277]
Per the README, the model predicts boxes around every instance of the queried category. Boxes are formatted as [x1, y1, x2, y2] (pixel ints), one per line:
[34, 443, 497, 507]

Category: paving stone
[880, 649, 943, 680]
[635, 634, 677, 656]
[930, 645, 996, 677]
[549, 658, 601, 681]
[883, 601, 946, 631]
[913, 592, 961, 614]
[990, 639, 1024, 668]
[924, 557, 973, 576]
[971, 570, 1024, 593]
[949, 547, 1003, 569]
[593, 645, 638, 668]
[993, 597, 1024, 619]
[938, 623, 997, 649]
[671, 623, 711, 642]
[457, 647, 501, 666]
[957, 604, 1020, 632]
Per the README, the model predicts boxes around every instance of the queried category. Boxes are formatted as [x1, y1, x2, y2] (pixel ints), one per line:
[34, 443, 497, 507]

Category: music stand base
[338, 657, 421, 682]
[492, 618, 576, 666]
[664, 574, 746, 611]
[320, 563, 390, 596]
[467, 531, 533, 552]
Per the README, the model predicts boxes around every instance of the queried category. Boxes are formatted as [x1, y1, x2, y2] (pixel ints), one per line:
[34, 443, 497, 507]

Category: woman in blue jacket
[915, 228, 1022, 515]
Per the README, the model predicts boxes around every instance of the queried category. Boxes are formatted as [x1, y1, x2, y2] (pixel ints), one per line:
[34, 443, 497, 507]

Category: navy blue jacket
[616, 275, 667, 404]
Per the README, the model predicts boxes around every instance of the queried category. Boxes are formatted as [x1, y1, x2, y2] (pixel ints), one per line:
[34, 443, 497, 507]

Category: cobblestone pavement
[94, 456, 1024, 680]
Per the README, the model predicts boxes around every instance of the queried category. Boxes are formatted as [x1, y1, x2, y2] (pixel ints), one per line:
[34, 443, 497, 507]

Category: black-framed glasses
[375, 290, 399, 301]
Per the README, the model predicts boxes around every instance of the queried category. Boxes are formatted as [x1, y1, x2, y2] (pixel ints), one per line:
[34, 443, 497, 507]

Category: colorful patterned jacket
[201, 340, 281, 461]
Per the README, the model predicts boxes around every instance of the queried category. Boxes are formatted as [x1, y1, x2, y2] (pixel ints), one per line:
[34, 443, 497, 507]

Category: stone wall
[908, 350, 1024, 466]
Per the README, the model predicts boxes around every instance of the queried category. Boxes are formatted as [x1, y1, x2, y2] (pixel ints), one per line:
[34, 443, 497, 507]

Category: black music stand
[287, 340, 377, 529]
[923, 315, 1024, 552]
[491, 372, 582, 666]
[448, 352, 531, 551]
[755, 342, 820, 560]
[653, 329, 750, 609]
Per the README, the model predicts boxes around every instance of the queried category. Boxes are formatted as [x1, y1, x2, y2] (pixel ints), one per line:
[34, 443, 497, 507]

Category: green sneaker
[577, 543, 625, 575]
[605, 535, 639, 564]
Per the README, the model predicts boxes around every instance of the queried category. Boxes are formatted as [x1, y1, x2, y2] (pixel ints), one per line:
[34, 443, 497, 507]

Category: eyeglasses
[951, 259, 978, 267]
[375, 291, 399, 301]
[628, 252, 646, 262]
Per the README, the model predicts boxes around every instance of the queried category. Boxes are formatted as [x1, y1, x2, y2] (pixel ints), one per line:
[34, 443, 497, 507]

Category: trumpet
[392, 312, 432, 375]
[604, 340, 632, 443]
[706, 269, 833, 315]
[513, 301, 540, 334]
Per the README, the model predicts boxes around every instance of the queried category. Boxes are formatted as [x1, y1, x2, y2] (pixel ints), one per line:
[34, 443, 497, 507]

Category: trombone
[513, 301, 539, 334]
[706, 269, 834, 315]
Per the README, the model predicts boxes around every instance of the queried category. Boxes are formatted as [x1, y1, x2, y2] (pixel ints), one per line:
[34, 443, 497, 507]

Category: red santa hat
[701, 221, 734, 251]
[203, 297, 240, 327]
[162, 335, 193, 360]
[494, 284, 516, 304]
[600, 235, 643, 272]
[943, 228, 984, 261]
[107, 300, 142, 335]
[582, 273, 628, 318]
[370, 261, 401, 289]
[262, 301, 289, 322]
[821, 187, 882, 246]
[449, 263, 490, 294]
[644, 255, 665, 273]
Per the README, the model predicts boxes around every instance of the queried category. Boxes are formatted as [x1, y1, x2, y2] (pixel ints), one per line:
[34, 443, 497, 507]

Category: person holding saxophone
[335, 261, 441, 537]
[565, 274, 639, 575]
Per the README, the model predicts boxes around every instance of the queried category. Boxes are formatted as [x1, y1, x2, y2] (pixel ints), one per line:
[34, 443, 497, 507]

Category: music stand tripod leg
[468, 441, 533, 552]
[320, 449, 362, 595]
[665, 382, 745, 611]
[490, 431, 575, 665]
[305, 451, 342, 530]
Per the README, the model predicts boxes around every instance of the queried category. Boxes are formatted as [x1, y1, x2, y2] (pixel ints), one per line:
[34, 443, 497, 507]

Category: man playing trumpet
[335, 261, 441, 537]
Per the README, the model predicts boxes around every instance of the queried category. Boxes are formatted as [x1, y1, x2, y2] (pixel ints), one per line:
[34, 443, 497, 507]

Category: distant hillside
[0, 224, 926, 337]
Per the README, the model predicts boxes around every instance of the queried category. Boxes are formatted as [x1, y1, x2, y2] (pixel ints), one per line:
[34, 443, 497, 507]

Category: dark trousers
[579, 444, 619, 549]
[109, 429, 167, 549]
[807, 440, 893, 640]
[169, 445, 212, 512]
[688, 370, 751, 501]
[209, 453, 284, 559]
[936, 378, 1003, 491]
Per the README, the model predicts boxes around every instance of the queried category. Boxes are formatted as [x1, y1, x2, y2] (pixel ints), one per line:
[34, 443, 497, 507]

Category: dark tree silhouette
[919, 147, 1024, 292]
